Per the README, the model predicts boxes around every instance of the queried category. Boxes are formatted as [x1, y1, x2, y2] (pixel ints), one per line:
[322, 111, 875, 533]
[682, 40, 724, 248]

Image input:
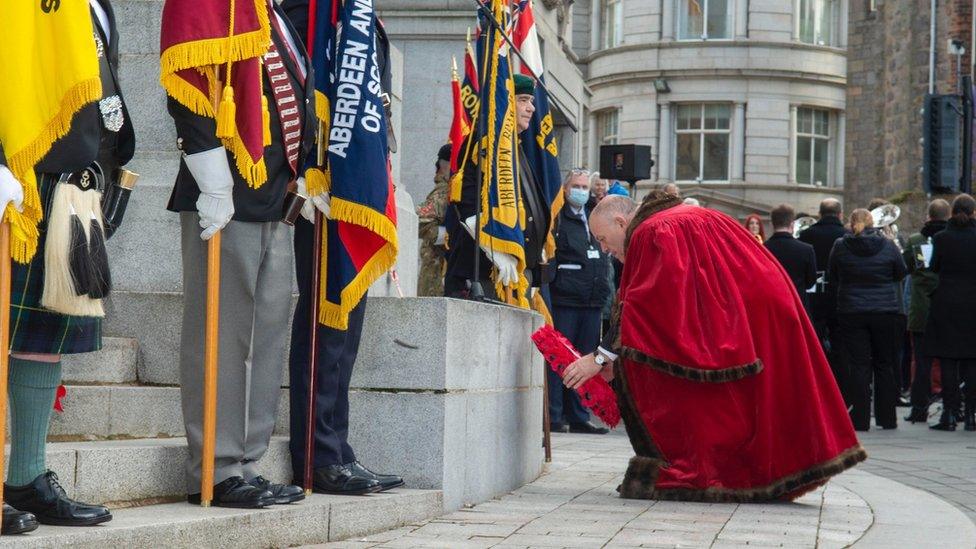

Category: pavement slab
[309, 431, 976, 548]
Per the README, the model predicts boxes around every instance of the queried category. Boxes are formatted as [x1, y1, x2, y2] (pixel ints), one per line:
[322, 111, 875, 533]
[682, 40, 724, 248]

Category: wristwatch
[594, 352, 608, 366]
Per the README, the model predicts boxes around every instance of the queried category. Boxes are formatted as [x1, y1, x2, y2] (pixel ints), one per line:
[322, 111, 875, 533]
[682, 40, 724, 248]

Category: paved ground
[315, 428, 976, 548]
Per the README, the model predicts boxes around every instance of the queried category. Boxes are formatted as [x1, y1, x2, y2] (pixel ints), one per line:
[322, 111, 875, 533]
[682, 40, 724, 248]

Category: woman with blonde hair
[827, 208, 908, 431]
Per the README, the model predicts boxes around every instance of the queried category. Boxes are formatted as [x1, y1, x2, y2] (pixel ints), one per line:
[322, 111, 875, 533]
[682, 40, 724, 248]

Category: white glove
[0, 165, 25, 213]
[297, 176, 331, 222]
[185, 147, 235, 240]
[464, 216, 519, 286]
[435, 226, 446, 246]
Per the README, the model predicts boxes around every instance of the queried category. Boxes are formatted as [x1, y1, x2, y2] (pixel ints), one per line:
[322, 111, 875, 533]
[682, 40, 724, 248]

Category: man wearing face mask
[546, 169, 612, 434]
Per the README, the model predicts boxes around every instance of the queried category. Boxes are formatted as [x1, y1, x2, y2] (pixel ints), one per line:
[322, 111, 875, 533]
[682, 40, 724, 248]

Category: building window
[795, 107, 830, 186]
[597, 109, 620, 145]
[675, 103, 731, 181]
[601, 0, 623, 48]
[797, 0, 836, 45]
[677, 0, 731, 40]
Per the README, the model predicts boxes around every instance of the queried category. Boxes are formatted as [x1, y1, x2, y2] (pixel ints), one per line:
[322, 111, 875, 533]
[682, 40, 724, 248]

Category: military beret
[514, 74, 535, 96]
[438, 144, 452, 162]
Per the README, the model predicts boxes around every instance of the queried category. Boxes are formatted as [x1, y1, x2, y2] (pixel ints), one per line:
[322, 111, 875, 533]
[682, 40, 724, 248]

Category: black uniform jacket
[550, 200, 611, 309]
[799, 215, 849, 322]
[166, 1, 315, 222]
[764, 232, 817, 310]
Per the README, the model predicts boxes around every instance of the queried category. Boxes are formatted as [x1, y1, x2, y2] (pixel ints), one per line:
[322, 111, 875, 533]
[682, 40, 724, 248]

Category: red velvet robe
[613, 199, 865, 502]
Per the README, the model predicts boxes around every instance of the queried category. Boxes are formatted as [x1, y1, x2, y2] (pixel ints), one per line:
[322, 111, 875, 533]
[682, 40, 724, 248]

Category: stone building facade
[572, 0, 849, 221]
[376, 0, 587, 206]
[846, 0, 972, 232]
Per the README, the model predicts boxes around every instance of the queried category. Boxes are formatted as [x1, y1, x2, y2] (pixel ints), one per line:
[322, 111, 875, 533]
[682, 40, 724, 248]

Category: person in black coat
[799, 198, 849, 395]
[547, 170, 612, 435]
[828, 209, 908, 431]
[765, 204, 818, 313]
[924, 194, 976, 431]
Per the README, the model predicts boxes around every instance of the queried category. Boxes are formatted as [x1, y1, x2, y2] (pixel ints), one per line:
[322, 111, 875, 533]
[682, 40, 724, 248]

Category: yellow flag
[0, 2, 102, 263]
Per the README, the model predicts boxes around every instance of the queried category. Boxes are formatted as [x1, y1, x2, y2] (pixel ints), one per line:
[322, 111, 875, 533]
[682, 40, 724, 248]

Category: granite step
[5, 437, 292, 506]
[49, 385, 289, 440]
[61, 337, 139, 385]
[1, 488, 441, 549]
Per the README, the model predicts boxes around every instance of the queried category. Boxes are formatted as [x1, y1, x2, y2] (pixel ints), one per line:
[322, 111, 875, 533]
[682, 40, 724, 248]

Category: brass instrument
[871, 204, 902, 251]
[793, 216, 817, 239]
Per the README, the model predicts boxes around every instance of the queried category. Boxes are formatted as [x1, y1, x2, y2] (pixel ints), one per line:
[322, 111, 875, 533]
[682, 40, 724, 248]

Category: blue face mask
[567, 188, 589, 208]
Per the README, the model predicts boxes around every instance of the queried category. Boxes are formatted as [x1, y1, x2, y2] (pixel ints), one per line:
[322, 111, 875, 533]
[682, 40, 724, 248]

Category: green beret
[514, 74, 535, 96]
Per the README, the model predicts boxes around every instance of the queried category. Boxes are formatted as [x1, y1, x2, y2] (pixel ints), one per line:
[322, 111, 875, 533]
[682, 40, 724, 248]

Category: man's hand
[564, 353, 603, 390]
[0, 165, 25, 214]
[297, 177, 331, 222]
[463, 215, 520, 285]
[185, 147, 235, 240]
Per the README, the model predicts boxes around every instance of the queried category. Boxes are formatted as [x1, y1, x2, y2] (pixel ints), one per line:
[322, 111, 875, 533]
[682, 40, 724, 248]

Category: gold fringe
[544, 191, 564, 260]
[4, 77, 103, 264]
[216, 85, 237, 139]
[158, 0, 271, 79]
[531, 289, 553, 326]
[305, 167, 331, 197]
[314, 198, 400, 330]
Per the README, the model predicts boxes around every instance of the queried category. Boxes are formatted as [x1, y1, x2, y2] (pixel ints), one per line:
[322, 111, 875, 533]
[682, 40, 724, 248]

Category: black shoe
[5, 471, 112, 526]
[569, 422, 609, 435]
[931, 416, 957, 432]
[187, 476, 275, 509]
[1, 503, 38, 535]
[346, 462, 404, 492]
[248, 476, 305, 504]
[550, 423, 569, 433]
[896, 396, 912, 407]
[308, 465, 382, 495]
[904, 408, 928, 423]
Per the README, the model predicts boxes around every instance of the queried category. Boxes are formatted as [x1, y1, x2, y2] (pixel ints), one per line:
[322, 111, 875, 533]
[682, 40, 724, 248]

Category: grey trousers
[179, 213, 293, 492]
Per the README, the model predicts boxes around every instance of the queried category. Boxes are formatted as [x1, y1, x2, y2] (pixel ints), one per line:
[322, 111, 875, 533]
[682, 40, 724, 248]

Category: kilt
[10, 174, 101, 355]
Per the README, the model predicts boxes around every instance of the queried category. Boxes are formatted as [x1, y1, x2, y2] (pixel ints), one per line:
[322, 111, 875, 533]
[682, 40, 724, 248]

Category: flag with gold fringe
[307, 0, 398, 329]
[0, 2, 103, 263]
[448, 58, 470, 173]
[474, 0, 529, 306]
[511, 0, 562, 260]
[160, 0, 271, 189]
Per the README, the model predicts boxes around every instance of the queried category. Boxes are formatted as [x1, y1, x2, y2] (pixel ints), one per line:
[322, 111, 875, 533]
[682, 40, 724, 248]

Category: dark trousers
[548, 305, 600, 426]
[812, 311, 849, 404]
[839, 312, 900, 430]
[897, 316, 910, 391]
[937, 359, 976, 421]
[288, 218, 365, 479]
[909, 332, 935, 410]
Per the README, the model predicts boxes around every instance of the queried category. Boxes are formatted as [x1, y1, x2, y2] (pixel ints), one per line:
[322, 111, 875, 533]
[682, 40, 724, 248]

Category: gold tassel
[262, 95, 271, 146]
[216, 85, 236, 139]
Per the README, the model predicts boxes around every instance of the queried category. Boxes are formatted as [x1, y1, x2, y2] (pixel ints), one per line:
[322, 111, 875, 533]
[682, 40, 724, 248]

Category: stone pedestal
[347, 297, 546, 511]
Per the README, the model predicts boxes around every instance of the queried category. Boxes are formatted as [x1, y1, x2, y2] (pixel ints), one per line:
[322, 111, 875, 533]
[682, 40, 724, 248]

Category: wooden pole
[200, 231, 222, 506]
[0, 223, 12, 507]
[542, 360, 552, 463]
[304, 211, 324, 496]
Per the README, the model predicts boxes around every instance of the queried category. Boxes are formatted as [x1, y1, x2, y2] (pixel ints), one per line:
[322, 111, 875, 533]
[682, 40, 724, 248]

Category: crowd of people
[753, 194, 976, 432]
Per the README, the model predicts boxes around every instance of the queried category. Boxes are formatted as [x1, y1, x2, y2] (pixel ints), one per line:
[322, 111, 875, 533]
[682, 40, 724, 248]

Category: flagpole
[470, 0, 578, 133]
[304, 211, 323, 496]
[0, 223, 11, 510]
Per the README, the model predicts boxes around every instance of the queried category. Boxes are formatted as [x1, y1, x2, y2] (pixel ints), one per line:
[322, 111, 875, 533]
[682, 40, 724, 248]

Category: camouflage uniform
[417, 174, 450, 296]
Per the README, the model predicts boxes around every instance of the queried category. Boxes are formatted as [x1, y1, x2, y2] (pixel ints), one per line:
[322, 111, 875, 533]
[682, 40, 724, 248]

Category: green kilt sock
[7, 357, 62, 487]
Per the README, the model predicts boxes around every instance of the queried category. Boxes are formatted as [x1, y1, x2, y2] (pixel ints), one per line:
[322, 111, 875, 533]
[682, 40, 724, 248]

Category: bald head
[819, 198, 842, 218]
[590, 196, 637, 261]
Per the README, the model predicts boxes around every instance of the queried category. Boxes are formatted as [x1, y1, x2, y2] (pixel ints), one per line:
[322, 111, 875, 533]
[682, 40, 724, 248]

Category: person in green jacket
[904, 199, 951, 423]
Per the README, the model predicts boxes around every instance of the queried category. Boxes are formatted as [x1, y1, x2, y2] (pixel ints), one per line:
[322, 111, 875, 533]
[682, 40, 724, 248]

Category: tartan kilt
[10, 174, 102, 355]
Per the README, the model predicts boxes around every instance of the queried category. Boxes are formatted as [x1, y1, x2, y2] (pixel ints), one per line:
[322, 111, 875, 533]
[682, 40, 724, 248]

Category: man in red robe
[563, 192, 866, 502]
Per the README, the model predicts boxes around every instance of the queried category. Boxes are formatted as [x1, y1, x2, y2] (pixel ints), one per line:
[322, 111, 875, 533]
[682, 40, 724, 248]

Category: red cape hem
[620, 347, 764, 383]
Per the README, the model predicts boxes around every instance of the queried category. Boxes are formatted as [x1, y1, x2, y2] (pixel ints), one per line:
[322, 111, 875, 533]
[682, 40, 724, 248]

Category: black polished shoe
[550, 423, 570, 433]
[309, 464, 382, 496]
[1, 503, 38, 535]
[5, 471, 111, 526]
[187, 476, 275, 509]
[346, 462, 404, 492]
[248, 476, 305, 504]
[930, 415, 957, 432]
[904, 408, 928, 423]
[569, 421, 609, 435]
